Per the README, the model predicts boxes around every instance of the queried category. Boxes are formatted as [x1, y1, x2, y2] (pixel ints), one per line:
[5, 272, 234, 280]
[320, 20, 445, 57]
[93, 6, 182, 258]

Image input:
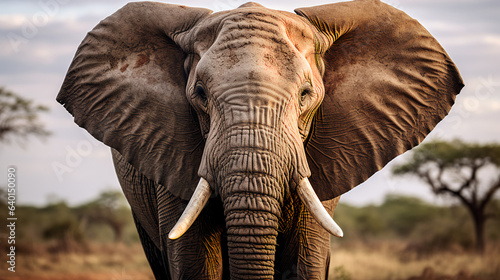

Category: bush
[334, 195, 499, 255]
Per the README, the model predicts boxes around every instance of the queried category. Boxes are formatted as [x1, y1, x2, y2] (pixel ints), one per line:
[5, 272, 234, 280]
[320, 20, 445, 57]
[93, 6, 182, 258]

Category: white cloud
[0, 14, 26, 29]
[444, 33, 500, 47]
[484, 35, 500, 47]
[424, 20, 464, 33]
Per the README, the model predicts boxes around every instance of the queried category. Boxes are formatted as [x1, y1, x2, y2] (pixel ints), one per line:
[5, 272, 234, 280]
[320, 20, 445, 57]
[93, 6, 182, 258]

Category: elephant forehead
[193, 12, 317, 88]
[194, 7, 316, 59]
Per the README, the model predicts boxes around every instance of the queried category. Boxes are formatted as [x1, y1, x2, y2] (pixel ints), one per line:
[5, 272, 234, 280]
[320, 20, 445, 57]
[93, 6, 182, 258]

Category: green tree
[39, 201, 89, 253]
[76, 190, 131, 242]
[0, 87, 50, 144]
[393, 140, 500, 253]
[379, 195, 437, 237]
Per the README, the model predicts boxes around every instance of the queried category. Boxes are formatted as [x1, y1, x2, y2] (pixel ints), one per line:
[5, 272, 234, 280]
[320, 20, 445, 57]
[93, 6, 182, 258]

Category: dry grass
[0, 242, 154, 280]
[2, 241, 500, 280]
[329, 241, 500, 280]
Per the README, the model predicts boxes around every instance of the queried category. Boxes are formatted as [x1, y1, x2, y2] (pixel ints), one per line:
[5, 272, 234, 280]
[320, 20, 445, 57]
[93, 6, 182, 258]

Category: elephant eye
[300, 88, 311, 99]
[299, 84, 313, 104]
[194, 85, 207, 102]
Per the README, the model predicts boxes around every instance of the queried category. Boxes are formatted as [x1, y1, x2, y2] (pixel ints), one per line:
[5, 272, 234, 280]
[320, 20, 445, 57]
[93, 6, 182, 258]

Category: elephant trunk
[222, 174, 282, 279]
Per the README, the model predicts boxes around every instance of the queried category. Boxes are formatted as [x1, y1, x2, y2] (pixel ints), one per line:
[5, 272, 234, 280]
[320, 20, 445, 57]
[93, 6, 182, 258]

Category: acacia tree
[0, 87, 50, 144]
[393, 140, 500, 253]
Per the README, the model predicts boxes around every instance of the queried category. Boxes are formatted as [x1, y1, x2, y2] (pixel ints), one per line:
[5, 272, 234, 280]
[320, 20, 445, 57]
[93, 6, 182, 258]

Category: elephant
[57, 0, 463, 279]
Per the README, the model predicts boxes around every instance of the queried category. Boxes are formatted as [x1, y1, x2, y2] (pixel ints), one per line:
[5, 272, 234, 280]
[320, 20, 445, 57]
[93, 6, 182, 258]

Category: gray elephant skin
[57, 0, 463, 279]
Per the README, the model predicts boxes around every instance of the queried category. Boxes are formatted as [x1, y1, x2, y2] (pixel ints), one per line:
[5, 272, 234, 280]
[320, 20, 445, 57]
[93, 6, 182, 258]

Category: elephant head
[58, 1, 463, 279]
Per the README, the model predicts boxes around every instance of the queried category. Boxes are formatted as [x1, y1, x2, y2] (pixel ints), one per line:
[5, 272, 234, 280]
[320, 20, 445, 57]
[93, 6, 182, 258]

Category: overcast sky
[0, 0, 499, 207]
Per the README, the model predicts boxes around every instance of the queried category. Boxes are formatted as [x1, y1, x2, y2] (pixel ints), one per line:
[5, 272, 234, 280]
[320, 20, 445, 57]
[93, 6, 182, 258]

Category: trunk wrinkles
[204, 90, 297, 278]
[219, 149, 289, 279]
[223, 173, 283, 280]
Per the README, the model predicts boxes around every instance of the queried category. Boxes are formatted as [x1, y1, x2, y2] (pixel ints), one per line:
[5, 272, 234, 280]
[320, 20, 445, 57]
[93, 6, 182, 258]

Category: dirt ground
[329, 242, 500, 280]
[0, 273, 152, 280]
[0, 243, 154, 280]
[2, 269, 497, 280]
[404, 267, 498, 280]
[1, 268, 498, 280]
[2, 242, 499, 280]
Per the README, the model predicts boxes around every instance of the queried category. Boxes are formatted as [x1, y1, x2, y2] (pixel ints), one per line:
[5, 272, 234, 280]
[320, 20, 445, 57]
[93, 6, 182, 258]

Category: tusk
[297, 177, 343, 237]
[168, 178, 212, 240]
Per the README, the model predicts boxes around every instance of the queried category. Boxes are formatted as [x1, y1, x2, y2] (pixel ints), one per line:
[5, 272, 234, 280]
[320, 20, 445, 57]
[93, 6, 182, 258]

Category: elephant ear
[57, 2, 212, 200]
[296, 0, 464, 200]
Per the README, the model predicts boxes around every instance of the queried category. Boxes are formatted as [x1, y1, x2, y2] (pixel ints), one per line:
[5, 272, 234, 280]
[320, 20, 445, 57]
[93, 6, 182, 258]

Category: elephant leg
[132, 212, 171, 279]
[112, 149, 226, 279]
[112, 149, 161, 244]
[298, 196, 340, 279]
[275, 193, 340, 280]
[112, 149, 169, 278]
[156, 185, 226, 280]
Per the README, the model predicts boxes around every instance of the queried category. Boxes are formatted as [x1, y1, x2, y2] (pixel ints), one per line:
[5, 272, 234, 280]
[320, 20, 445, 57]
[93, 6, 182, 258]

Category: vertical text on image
[6, 166, 17, 273]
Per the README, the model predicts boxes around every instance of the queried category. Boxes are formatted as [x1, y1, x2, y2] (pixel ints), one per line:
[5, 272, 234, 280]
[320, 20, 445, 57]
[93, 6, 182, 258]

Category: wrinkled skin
[57, 1, 463, 279]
